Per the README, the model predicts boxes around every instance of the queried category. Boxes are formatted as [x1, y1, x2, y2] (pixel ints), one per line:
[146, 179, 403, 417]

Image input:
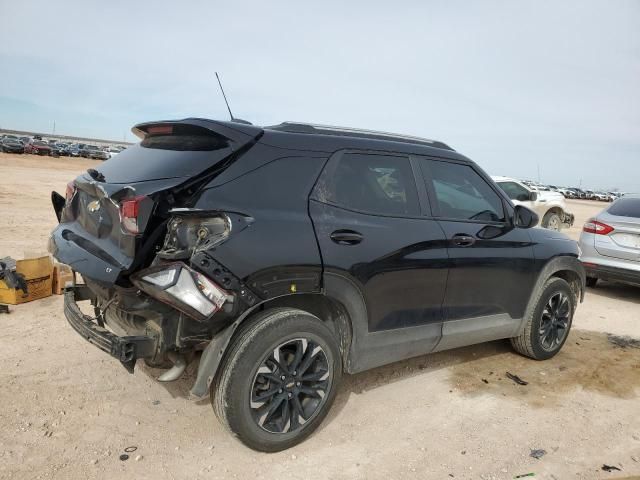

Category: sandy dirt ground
[0, 152, 638, 480]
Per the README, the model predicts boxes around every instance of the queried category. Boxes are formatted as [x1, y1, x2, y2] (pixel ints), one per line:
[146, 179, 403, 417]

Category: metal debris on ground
[601, 464, 621, 472]
[514, 473, 535, 478]
[119, 454, 129, 461]
[607, 334, 640, 349]
[506, 372, 529, 386]
[530, 449, 547, 459]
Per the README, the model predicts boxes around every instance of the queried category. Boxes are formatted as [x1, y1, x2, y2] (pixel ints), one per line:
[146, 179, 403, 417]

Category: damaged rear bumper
[64, 286, 157, 372]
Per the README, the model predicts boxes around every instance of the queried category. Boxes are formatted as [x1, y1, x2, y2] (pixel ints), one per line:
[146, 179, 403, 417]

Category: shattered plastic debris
[530, 449, 546, 459]
[124, 446, 137, 453]
[506, 372, 528, 386]
[601, 464, 621, 472]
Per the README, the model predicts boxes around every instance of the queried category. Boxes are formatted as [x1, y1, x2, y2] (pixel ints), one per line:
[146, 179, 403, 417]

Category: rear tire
[212, 308, 342, 452]
[511, 277, 575, 360]
[586, 276, 598, 288]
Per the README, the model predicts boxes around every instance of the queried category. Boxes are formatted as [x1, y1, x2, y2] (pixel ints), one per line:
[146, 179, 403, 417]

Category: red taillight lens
[119, 195, 148, 234]
[65, 181, 76, 203]
[583, 219, 614, 235]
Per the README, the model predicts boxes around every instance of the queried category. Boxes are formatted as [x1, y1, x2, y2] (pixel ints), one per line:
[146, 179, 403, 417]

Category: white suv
[492, 176, 575, 231]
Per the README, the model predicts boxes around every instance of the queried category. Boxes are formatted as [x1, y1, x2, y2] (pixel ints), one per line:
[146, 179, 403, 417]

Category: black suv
[49, 119, 584, 451]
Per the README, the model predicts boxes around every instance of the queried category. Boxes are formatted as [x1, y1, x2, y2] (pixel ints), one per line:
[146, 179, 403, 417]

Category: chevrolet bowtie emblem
[87, 200, 101, 212]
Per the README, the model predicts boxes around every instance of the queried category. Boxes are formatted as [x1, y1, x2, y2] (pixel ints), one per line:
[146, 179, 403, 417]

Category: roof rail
[265, 122, 453, 151]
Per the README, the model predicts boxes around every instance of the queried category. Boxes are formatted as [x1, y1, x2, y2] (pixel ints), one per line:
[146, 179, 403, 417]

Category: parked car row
[0, 134, 127, 160]
[520, 181, 623, 202]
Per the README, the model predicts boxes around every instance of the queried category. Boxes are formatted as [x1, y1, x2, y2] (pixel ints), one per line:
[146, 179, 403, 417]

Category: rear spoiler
[132, 118, 264, 149]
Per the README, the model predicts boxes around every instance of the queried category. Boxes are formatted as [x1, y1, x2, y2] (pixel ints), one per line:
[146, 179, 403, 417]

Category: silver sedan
[579, 194, 640, 287]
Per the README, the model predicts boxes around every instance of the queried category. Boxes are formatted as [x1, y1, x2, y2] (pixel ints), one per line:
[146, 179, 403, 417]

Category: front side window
[314, 152, 419, 216]
[424, 161, 505, 222]
[497, 181, 530, 201]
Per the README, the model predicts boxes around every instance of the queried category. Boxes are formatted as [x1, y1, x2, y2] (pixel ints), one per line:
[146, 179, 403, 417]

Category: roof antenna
[214, 72, 252, 125]
[215, 72, 234, 121]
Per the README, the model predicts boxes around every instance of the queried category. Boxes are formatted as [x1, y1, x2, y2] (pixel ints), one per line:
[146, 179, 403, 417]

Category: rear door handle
[451, 234, 476, 247]
[330, 230, 363, 245]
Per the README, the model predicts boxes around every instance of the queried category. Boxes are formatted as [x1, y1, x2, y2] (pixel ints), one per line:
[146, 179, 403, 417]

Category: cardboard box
[52, 263, 75, 295]
[0, 256, 54, 305]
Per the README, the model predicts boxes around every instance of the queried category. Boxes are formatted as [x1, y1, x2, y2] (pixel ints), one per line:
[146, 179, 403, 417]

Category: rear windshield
[608, 198, 640, 218]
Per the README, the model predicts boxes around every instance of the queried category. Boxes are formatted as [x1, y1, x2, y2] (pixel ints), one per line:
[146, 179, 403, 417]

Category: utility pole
[537, 164, 541, 183]
[52, 121, 56, 136]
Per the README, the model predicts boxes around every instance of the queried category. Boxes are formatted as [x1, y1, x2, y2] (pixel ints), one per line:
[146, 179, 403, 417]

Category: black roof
[266, 122, 453, 151]
[132, 118, 464, 161]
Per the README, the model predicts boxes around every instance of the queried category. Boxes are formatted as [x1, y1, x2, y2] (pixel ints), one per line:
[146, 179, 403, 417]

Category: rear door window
[422, 160, 505, 222]
[313, 152, 419, 216]
[608, 198, 640, 218]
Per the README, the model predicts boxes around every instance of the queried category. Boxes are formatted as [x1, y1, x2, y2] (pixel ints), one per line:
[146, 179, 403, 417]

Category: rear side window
[608, 198, 640, 218]
[314, 152, 419, 216]
[423, 161, 505, 222]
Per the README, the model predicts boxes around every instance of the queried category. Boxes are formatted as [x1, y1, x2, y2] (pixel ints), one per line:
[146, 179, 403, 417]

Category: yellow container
[52, 263, 74, 295]
[0, 256, 54, 305]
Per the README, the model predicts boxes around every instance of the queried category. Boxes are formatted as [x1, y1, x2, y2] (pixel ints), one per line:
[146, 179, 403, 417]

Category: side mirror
[529, 191, 538, 201]
[514, 205, 538, 229]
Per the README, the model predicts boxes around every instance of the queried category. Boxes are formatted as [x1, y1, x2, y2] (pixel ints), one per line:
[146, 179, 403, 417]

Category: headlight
[132, 263, 230, 321]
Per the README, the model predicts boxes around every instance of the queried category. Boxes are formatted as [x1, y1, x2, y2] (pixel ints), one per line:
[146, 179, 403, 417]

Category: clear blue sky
[0, 0, 638, 191]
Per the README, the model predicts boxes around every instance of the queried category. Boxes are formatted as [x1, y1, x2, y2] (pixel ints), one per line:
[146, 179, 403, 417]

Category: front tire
[541, 211, 562, 231]
[511, 277, 575, 360]
[212, 308, 342, 452]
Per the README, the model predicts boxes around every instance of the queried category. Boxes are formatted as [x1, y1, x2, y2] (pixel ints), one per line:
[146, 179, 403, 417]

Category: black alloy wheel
[538, 292, 570, 351]
[212, 308, 342, 451]
[250, 338, 331, 434]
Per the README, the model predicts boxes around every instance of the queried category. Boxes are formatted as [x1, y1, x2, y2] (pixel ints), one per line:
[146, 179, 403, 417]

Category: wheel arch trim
[189, 279, 361, 399]
[515, 255, 585, 336]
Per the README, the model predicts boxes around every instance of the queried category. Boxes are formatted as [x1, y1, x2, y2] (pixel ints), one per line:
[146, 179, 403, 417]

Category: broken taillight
[119, 195, 148, 234]
[131, 263, 230, 321]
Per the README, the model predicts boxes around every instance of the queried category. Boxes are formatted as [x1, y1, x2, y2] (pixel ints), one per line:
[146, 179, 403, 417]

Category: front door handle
[451, 234, 476, 247]
[330, 230, 363, 245]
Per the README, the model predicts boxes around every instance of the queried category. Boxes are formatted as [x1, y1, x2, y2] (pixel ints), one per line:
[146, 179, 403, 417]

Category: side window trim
[409, 156, 433, 217]
[310, 148, 423, 219]
[419, 157, 511, 225]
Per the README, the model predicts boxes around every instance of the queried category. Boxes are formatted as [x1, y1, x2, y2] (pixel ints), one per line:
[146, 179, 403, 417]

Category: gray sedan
[579, 194, 640, 287]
